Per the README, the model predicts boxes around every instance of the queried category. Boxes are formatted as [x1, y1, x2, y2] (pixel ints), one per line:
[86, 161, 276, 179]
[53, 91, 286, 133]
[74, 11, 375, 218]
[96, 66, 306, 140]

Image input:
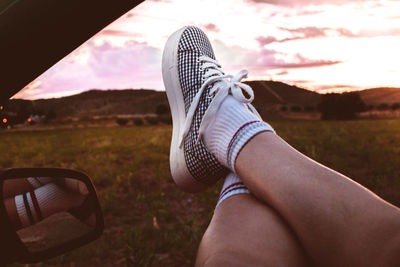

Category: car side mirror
[0, 168, 103, 264]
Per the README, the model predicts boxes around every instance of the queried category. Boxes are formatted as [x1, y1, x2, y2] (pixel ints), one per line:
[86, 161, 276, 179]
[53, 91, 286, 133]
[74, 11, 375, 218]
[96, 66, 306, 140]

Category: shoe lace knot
[179, 55, 259, 149]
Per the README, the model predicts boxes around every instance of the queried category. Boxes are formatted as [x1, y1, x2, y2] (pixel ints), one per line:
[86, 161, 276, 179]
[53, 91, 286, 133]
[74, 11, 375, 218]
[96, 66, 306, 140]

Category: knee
[195, 227, 244, 267]
[195, 228, 219, 267]
[195, 229, 282, 267]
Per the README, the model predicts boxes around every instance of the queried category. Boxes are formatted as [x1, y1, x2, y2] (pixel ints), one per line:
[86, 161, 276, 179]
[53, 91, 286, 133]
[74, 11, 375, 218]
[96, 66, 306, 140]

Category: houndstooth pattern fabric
[177, 26, 229, 185]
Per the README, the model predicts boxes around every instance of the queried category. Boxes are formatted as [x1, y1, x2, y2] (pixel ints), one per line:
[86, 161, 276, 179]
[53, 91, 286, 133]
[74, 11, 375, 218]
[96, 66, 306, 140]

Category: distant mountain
[358, 87, 400, 106]
[33, 89, 169, 117]
[6, 82, 400, 119]
[246, 80, 321, 106]
[245, 80, 321, 119]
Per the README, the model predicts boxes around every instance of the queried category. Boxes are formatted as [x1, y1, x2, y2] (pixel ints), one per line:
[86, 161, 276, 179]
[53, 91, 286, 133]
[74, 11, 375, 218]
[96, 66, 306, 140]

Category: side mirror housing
[0, 168, 103, 264]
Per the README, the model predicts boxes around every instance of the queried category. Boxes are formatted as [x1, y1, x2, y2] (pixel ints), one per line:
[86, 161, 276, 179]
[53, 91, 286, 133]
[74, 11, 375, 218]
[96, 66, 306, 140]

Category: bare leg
[196, 194, 310, 267]
[236, 132, 400, 266]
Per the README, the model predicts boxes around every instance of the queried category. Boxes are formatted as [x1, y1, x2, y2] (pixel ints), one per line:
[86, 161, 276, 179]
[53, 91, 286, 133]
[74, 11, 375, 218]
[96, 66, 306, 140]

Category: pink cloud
[276, 70, 289, 75]
[16, 40, 163, 99]
[280, 26, 327, 38]
[256, 27, 359, 47]
[255, 36, 278, 46]
[203, 23, 220, 32]
[257, 50, 341, 69]
[214, 40, 340, 76]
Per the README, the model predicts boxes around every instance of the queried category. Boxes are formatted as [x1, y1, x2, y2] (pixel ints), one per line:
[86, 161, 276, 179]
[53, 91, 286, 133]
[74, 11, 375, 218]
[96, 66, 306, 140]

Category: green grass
[2, 119, 400, 266]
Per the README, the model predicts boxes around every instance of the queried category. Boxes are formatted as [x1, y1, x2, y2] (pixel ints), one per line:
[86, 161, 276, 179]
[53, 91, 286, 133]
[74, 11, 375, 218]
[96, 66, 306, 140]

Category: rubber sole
[162, 27, 208, 193]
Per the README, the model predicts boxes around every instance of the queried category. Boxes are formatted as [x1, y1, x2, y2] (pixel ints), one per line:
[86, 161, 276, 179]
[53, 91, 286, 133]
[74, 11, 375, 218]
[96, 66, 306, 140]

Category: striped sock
[15, 183, 70, 228]
[215, 173, 250, 209]
[28, 177, 89, 196]
[203, 95, 275, 172]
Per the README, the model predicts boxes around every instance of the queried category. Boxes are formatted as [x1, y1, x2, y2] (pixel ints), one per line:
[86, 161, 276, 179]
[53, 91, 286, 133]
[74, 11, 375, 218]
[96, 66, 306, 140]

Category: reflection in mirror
[3, 177, 96, 253]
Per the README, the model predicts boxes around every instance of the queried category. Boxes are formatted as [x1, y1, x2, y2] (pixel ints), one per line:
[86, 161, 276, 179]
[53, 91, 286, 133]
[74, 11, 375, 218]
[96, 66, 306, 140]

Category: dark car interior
[0, 0, 145, 103]
[0, 0, 145, 264]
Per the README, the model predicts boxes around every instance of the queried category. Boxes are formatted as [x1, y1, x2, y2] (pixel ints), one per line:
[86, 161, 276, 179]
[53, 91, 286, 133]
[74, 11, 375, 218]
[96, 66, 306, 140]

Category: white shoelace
[179, 55, 261, 149]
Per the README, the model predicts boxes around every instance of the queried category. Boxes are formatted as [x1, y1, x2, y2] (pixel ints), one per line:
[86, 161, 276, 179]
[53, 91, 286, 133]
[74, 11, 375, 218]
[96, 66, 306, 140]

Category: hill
[358, 87, 400, 106]
[5, 81, 400, 120]
[32, 89, 168, 117]
[247, 80, 321, 106]
[246, 80, 321, 119]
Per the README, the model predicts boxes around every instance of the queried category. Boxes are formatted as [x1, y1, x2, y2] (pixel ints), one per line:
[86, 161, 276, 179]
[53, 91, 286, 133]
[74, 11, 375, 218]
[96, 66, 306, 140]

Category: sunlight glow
[14, 0, 400, 99]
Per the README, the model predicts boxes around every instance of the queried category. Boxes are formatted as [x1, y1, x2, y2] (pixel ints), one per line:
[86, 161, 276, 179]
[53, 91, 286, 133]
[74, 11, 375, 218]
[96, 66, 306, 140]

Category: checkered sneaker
[162, 26, 229, 192]
[178, 27, 229, 185]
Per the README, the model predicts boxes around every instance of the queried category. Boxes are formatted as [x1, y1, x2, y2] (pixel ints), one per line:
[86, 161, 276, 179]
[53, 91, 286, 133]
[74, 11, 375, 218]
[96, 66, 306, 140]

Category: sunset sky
[15, 0, 400, 99]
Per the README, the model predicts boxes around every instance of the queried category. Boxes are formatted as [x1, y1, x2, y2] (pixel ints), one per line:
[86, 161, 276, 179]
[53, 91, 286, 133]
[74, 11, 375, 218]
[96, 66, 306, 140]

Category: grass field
[2, 119, 400, 266]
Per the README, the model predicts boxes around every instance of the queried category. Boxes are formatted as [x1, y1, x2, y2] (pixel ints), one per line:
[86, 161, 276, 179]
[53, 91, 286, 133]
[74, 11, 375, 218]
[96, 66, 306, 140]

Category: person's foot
[162, 26, 274, 192]
[162, 26, 229, 192]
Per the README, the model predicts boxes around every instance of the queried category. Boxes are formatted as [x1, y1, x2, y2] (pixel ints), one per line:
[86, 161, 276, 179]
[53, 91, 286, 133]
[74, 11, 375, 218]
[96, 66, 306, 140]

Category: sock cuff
[35, 183, 69, 218]
[215, 173, 250, 209]
[227, 121, 275, 172]
[15, 194, 29, 228]
[15, 192, 39, 227]
[15, 183, 70, 227]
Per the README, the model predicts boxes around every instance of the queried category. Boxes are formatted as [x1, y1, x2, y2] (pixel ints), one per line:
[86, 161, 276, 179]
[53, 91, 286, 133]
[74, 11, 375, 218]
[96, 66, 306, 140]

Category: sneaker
[161, 26, 225, 192]
[162, 26, 258, 192]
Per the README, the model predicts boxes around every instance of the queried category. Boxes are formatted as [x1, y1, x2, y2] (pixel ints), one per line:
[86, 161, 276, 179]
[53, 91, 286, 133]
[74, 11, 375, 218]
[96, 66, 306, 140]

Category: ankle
[227, 121, 274, 171]
[215, 173, 249, 208]
[203, 96, 274, 171]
